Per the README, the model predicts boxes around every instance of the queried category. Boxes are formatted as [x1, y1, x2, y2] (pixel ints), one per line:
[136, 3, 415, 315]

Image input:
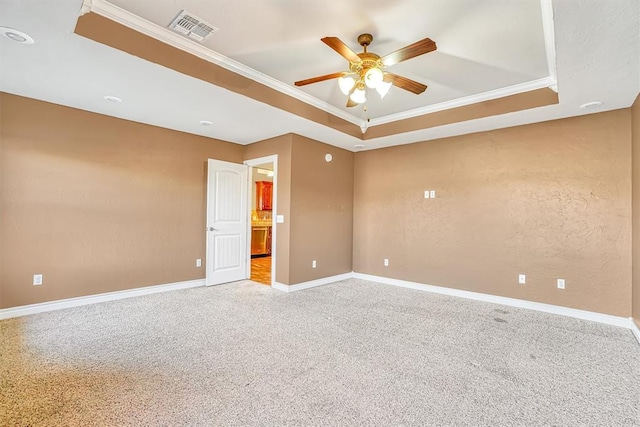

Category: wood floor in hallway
[251, 256, 271, 285]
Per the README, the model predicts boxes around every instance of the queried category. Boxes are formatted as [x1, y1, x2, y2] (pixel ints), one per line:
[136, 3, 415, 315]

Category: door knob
[208, 227, 218, 231]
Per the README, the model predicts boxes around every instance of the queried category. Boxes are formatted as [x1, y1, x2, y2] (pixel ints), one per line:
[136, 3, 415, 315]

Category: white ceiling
[107, 0, 550, 119]
[0, 0, 638, 152]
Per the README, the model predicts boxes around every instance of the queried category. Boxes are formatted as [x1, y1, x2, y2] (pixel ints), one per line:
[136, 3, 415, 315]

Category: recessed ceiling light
[354, 144, 365, 149]
[103, 95, 123, 103]
[200, 120, 213, 126]
[0, 27, 34, 44]
[579, 101, 603, 109]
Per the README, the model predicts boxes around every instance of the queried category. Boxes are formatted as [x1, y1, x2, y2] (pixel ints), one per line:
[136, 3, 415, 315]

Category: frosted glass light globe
[376, 80, 392, 98]
[350, 87, 367, 104]
[364, 67, 383, 88]
[338, 76, 356, 95]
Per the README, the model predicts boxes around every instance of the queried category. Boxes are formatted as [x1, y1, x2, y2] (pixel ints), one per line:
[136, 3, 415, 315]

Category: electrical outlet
[557, 278, 565, 289]
[384, 258, 389, 266]
[33, 274, 43, 286]
[196, 259, 202, 267]
[518, 274, 526, 284]
[430, 190, 436, 198]
[312, 260, 316, 268]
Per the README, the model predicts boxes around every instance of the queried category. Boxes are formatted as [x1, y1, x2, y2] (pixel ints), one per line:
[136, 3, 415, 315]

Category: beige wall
[243, 134, 354, 286]
[0, 94, 354, 306]
[0, 93, 244, 308]
[353, 111, 632, 316]
[1, 91, 637, 320]
[632, 94, 640, 327]
[289, 135, 354, 284]
[244, 135, 293, 285]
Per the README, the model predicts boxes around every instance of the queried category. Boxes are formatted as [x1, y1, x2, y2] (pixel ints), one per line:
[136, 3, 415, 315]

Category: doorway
[244, 155, 277, 286]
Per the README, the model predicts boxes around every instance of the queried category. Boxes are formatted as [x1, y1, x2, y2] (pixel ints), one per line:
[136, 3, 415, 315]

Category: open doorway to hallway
[249, 161, 273, 285]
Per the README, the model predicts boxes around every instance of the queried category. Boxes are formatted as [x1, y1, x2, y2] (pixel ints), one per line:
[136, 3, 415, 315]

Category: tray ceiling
[0, 0, 638, 151]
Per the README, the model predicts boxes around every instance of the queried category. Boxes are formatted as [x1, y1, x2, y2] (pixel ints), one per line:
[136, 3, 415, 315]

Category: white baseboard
[0, 278, 205, 320]
[273, 272, 354, 293]
[631, 318, 640, 345]
[352, 272, 631, 329]
[3, 270, 636, 344]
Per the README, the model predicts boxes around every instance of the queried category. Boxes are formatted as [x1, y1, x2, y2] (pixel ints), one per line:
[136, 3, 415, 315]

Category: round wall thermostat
[325, 153, 333, 162]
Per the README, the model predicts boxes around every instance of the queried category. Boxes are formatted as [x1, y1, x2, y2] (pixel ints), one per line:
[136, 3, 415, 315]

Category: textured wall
[244, 134, 293, 285]
[353, 111, 632, 316]
[0, 93, 244, 308]
[244, 134, 354, 286]
[289, 135, 354, 284]
[632, 95, 640, 327]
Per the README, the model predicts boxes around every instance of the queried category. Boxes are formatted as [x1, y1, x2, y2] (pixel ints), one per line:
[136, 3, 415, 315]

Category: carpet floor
[1, 279, 639, 426]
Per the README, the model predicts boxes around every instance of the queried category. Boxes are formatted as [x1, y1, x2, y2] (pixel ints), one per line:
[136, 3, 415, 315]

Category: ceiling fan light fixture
[295, 33, 437, 108]
[350, 86, 367, 104]
[364, 67, 383, 89]
[376, 80, 392, 99]
[338, 75, 356, 95]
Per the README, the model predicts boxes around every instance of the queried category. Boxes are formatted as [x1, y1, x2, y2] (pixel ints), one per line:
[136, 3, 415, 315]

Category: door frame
[244, 155, 278, 286]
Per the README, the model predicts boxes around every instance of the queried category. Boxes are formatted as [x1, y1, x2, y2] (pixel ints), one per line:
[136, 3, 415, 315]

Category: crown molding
[368, 77, 557, 127]
[81, 0, 364, 127]
[541, 0, 558, 91]
[81, 0, 558, 131]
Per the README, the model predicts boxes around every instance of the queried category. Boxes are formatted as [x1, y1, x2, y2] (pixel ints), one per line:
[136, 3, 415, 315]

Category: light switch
[424, 191, 430, 199]
[276, 215, 284, 223]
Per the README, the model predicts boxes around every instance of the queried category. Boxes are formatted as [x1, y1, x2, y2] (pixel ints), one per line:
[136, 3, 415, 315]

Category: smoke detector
[168, 10, 218, 42]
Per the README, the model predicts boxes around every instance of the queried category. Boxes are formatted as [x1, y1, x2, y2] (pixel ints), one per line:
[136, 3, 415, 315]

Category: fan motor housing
[351, 52, 382, 75]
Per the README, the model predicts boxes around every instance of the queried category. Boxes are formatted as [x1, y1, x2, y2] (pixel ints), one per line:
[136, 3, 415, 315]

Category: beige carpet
[1, 279, 639, 426]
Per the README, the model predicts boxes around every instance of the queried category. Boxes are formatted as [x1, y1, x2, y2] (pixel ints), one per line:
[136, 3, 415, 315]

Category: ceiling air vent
[168, 10, 218, 42]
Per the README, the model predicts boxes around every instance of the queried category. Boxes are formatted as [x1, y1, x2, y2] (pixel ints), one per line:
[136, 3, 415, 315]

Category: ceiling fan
[295, 33, 437, 107]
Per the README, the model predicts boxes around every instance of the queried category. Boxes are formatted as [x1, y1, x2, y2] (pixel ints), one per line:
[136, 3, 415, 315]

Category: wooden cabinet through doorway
[256, 181, 273, 211]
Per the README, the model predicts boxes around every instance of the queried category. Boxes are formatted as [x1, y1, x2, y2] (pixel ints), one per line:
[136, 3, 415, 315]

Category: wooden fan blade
[321, 37, 361, 63]
[385, 73, 427, 94]
[381, 37, 437, 67]
[295, 72, 344, 87]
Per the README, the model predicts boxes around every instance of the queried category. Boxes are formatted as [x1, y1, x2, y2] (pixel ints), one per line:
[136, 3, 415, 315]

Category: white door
[206, 159, 249, 286]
